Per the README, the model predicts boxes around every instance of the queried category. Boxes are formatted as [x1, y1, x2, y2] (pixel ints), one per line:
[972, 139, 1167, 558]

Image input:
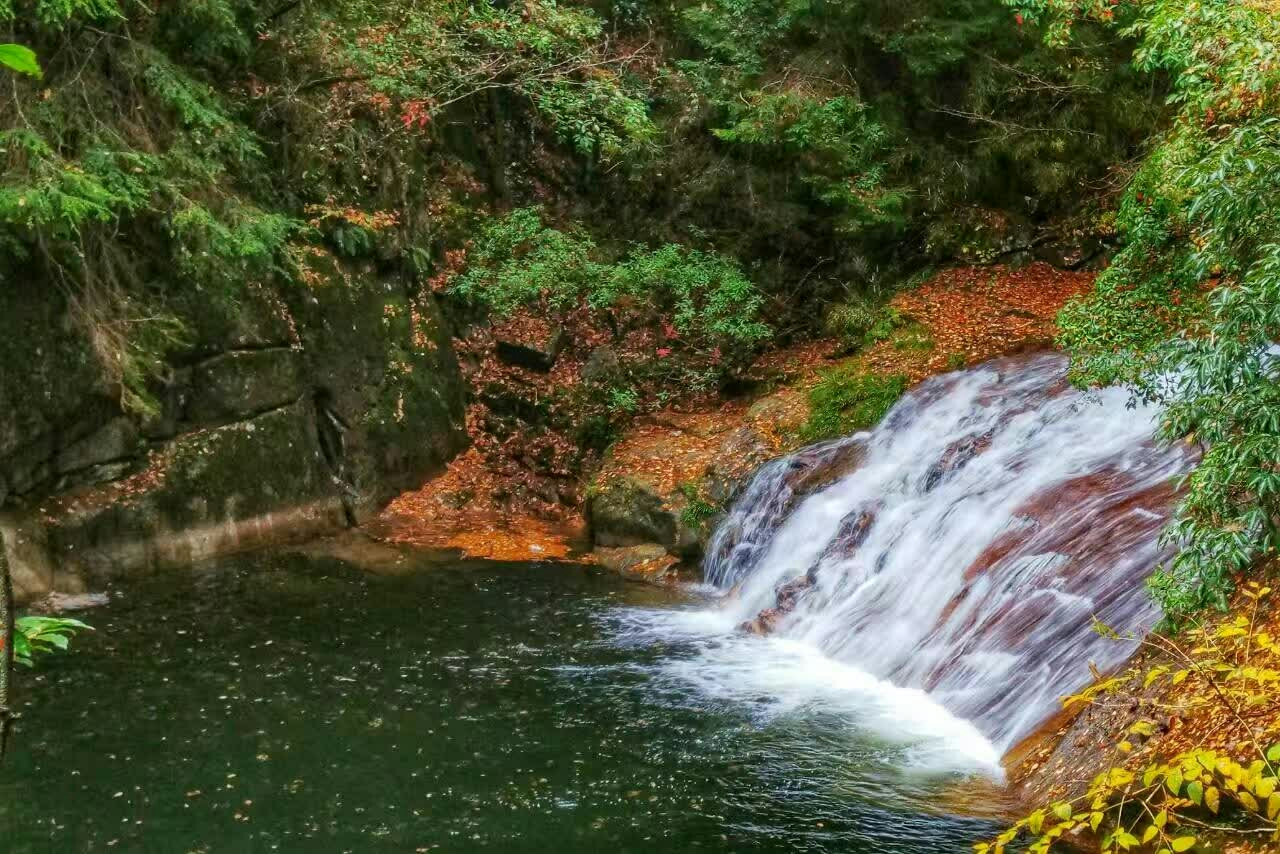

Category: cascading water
[616, 352, 1194, 777]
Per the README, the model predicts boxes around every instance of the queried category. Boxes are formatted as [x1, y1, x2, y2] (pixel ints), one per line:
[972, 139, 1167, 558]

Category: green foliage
[325, 0, 658, 165]
[0, 0, 299, 414]
[1016, 0, 1280, 616]
[450, 208, 598, 315]
[678, 481, 719, 528]
[801, 368, 906, 442]
[607, 385, 639, 414]
[0, 0, 121, 28]
[12, 616, 92, 667]
[824, 297, 903, 352]
[0, 43, 40, 77]
[713, 92, 905, 233]
[604, 244, 772, 351]
[451, 208, 771, 359]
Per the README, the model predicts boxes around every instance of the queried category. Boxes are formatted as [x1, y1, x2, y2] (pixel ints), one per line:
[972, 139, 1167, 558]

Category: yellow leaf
[1130, 720, 1157, 737]
[1267, 792, 1280, 820]
[1119, 741, 1133, 753]
[1166, 769, 1183, 795]
[1171, 836, 1196, 852]
[1206, 786, 1220, 814]
[1052, 802, 1072, 821]
[1090, 811, 1104, 831]
[1142, 825, 1158, 843]
[1256, 776, 1276, 799]
[1240, 790, 1259, 811]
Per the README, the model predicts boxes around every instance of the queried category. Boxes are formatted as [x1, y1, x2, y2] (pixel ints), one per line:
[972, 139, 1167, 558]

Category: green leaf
[1170, 837, 1196, 852]
[1187, 780, 1204, 805]
[0, 44, 41, 78]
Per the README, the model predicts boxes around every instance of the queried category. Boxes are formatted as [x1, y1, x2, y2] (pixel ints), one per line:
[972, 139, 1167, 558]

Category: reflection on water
[0, 547, 999, 852]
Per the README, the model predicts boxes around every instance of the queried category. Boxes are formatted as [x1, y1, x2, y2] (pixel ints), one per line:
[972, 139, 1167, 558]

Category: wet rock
[593, 544, 680, 582]
[30, 591, 110, 612]
[740, 568, 819, 635]
[819, 509, 875, 561]
[922, 433, 990, 492]
[785, 439, 866, 498]
[702, 426, 770, 506]
[39, 401, 347, 585]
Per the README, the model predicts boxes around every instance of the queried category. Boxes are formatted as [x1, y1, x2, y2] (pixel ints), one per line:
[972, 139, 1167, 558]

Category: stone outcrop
[1, 251, 466, 602]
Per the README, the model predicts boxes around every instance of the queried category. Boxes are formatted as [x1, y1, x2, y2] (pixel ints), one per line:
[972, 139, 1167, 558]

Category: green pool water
[0, 546, 1002, 852]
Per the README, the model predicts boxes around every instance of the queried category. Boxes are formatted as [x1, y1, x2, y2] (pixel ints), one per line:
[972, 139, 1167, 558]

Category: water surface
[0, 548, 999, 852]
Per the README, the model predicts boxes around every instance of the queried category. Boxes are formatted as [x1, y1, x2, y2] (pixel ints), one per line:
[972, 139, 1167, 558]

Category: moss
[800, 369, 907, 443]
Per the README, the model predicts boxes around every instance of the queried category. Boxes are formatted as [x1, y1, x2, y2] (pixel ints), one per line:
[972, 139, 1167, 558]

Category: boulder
[40, 400, 346, 584]
[593, 544, 680, 582]
[580, 346, 621, 384]
[284, 252, 468, 519]
[589, 476, 679, 550]
[183, 349, 305, 425]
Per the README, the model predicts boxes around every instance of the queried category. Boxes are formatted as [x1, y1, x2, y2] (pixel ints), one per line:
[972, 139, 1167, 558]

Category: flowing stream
[0, 353, 1193, 852]
[631, 351, 1193, 766]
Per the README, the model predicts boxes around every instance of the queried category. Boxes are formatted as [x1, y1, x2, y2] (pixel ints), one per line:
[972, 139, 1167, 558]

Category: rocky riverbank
[1, 250, 466, 603]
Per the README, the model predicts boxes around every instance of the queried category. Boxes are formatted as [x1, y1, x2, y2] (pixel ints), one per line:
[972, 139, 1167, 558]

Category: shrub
[450, 208, 772, 363]
[985, 582, 1280, 853]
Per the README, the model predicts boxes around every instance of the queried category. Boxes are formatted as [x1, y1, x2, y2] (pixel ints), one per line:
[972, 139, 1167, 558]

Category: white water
[617, 352, 1193, 777]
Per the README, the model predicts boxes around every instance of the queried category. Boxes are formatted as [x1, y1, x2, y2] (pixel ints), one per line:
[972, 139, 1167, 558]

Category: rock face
[0, 252, 467, 602]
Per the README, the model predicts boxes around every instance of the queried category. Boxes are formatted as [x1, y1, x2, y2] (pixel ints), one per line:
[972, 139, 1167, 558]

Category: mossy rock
[283, 250, 468, 515]
[183, 349, 306, 426]
[43, 400, 344, 581]
[587, 475, 701, 556]
[0, 280, 115, 502]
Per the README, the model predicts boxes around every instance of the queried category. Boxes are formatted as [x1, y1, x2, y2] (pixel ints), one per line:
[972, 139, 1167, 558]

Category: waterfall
[691, 352, 1193, 758]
